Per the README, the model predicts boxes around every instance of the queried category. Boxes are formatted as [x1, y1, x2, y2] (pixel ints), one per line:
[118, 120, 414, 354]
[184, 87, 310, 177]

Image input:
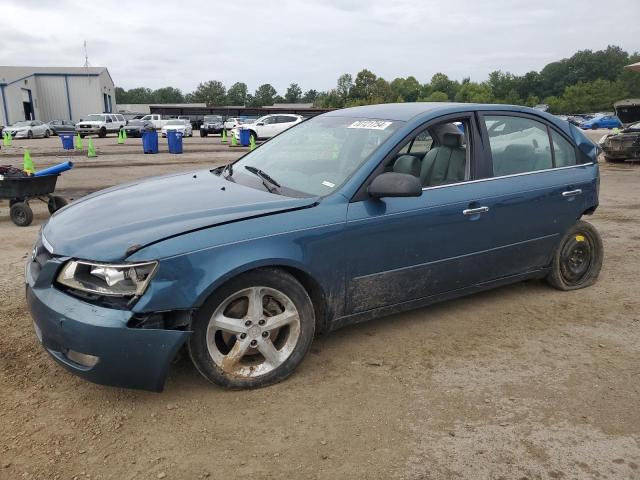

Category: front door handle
[562, 189, 582, 197]
[463, 206, 489, 216]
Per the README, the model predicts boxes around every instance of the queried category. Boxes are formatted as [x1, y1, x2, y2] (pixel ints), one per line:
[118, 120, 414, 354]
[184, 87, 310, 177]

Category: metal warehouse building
[0, 66, 116, 126]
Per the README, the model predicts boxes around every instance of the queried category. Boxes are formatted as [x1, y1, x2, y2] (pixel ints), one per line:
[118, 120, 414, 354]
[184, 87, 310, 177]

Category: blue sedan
[580, 114, 622, 130]
[26, 103, 603, 391]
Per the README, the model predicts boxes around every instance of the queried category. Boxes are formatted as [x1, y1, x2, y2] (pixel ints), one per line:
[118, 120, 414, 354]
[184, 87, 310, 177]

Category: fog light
[66, 350, 99, 368]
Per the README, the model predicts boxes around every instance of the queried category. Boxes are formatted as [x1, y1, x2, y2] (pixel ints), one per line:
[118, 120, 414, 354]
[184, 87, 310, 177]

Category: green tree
[351, 69, 378, 102]
[454, 82, 492, 103]
[284, 83, 303, 103]
[191, 80, 227, 106]
[152, 87, 184, 104]
[253, 84, 277, 106]
[336, 73, 353, 105]
[421, 91, 448, 102]
[302, 89, 318, 103]
[227, 82, 248, 105]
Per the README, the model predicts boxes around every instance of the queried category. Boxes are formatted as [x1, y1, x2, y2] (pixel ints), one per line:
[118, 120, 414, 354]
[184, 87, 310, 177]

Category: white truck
[75, 114, 127, 138]
[139, 114, 172, 130]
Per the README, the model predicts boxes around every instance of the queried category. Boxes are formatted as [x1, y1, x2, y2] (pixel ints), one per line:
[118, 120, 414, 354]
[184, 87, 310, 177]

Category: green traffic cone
[4, 131, 12, 147]
[23, 149, 35, 174]
[122, 128, 127, 140]
[76, 134, 83, 150]
[87, 140, 97, 158]
[117, 129, 124, 144]
[230, 133, 237, 147]
[221, 129, 228, 143]
[249, 135, 256, 151]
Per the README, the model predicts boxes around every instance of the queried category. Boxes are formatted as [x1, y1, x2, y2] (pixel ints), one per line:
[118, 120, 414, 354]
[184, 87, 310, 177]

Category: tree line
[115, 46, 640, 114]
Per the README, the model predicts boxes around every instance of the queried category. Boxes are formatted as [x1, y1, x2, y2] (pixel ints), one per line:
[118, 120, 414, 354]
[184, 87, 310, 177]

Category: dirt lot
[1, 132, 639, 479]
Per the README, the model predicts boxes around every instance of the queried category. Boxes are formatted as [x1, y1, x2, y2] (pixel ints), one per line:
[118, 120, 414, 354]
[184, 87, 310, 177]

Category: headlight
[57, 260, 158, 297]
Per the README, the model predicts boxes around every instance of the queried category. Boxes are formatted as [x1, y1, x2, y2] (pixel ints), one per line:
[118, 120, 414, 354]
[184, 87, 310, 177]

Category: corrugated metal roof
[0, 66, 109, 85]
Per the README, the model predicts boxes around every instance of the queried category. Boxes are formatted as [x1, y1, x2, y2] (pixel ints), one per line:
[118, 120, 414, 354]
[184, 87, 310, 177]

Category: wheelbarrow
[0, 174, 67, 226]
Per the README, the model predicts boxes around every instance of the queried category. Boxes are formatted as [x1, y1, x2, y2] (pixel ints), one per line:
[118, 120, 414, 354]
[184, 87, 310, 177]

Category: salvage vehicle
[600, 99, 640, 162]
[47, 120, 76, 136]
[76, 114, 126, 138]
[5, 120, 51, 139]
[200, 115, 224, 137]
[26, 103, 603, 391]
[161, 119, 193, 138]
[124, 120, 155, 138]
[231, 114, 303, 142]
[139, 114, 172, 130]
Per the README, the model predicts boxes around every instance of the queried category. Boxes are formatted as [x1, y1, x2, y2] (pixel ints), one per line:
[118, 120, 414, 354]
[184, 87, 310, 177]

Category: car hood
[78, 121, 104, 125]
[43, 170, 318, 262]
[9, 125, 29, 130]
[162, 125, 186, 130]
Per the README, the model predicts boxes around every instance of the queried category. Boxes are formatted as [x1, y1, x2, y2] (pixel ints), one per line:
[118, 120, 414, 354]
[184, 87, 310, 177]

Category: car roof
[323, 102, 552, 121]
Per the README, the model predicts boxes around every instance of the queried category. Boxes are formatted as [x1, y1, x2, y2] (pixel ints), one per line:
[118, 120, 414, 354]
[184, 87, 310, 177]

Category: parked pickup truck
[139, 114, 173, 130]
[76, 114, 127, 138]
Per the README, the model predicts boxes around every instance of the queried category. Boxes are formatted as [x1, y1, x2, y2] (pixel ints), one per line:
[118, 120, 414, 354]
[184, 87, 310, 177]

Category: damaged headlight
[57, 260, 158, 297]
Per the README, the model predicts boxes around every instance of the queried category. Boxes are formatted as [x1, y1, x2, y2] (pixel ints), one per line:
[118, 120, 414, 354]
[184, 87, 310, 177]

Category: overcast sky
[1, 0, 639, 95]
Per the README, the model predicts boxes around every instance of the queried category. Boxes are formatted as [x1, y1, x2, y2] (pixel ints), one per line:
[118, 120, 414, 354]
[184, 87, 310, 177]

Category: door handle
[562, 189, 582, 197]
[463, 206, 489, 216]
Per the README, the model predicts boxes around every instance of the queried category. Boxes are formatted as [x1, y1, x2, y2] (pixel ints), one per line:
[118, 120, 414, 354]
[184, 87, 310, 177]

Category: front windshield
[12, 121, 30, 127]
[166, 120, 185, 125]
[229, 116, 403, 197]
[128, 120, 145, 126]
[204, 116, 222, 122]
[86, 115, 104, 121]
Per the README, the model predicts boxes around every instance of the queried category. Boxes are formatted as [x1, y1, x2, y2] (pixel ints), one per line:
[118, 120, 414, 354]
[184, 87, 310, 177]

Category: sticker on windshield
[348, 120, 392, 130]
[322, 181, 336, 188]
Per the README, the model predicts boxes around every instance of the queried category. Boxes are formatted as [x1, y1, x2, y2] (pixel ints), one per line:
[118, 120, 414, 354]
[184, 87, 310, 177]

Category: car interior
[386, 121, 469, 187]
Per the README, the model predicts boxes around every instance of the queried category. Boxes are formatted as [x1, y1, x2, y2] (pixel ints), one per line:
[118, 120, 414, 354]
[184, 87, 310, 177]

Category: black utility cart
[0, 174, 67, 226]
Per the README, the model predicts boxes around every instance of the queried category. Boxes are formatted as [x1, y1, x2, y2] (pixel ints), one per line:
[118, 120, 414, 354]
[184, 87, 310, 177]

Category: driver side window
[389, 119, 470, 188]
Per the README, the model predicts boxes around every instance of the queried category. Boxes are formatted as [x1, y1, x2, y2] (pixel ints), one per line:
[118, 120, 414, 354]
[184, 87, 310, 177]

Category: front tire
[27, 130, 33, 139]
[188, 268, 316, 389]
[99, 127, 107, 138]
[44, 129, 50, 138]
[546, 220, 603, 291]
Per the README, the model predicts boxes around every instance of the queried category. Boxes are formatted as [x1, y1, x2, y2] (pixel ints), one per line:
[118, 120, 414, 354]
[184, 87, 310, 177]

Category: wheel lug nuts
[258, 319, 265, 326]
[262, 332, 268, 338]
[250, 340, 257, 347]
[245, 320, 252, 327]
[240, 333, 247, 339]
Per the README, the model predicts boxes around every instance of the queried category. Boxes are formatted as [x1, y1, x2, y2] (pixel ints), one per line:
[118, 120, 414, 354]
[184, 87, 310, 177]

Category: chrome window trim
[421, 162, 594, 192]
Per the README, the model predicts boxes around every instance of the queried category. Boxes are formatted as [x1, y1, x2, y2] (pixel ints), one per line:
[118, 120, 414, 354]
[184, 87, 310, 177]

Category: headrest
[503, 143, 534, 156]
[393, 155, 421, 177]
[442, 132, 463, 148]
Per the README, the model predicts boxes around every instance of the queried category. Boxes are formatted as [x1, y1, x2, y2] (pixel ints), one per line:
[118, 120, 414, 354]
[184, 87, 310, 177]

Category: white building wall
[3, 76, 42, 124]
[98, 70, 116, 114]
[35, 76, 70, 121]
[67, 75, 103, 121]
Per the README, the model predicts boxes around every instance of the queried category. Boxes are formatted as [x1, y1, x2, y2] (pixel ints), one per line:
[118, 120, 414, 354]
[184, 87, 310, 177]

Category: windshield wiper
[244, 165, 281, 193]
[223, 162, 233, 177]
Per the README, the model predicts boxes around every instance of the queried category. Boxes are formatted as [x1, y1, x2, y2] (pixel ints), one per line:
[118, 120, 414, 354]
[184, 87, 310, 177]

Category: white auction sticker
[348, 120, 392, 130]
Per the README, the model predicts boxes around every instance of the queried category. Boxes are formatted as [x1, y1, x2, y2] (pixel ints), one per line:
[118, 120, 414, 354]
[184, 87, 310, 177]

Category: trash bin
[60, 134, 74, 150]
[239, 128, 251, 147]
[142, 128, 158, 154]
[167, 131, 183, 154]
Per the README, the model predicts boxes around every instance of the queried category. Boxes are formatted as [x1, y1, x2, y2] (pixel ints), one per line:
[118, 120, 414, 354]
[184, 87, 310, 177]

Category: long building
[0, 66, 116, 126]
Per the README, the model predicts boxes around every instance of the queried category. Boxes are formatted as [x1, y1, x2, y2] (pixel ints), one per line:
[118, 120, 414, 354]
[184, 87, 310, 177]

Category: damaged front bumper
[25, 256, 190, 392]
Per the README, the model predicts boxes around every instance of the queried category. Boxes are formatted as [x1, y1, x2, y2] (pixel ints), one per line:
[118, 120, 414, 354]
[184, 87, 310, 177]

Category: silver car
[5, 120, 51, 139]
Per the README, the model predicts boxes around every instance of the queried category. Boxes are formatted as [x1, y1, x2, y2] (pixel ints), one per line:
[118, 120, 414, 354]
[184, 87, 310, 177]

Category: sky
[1, 0, 639, 95]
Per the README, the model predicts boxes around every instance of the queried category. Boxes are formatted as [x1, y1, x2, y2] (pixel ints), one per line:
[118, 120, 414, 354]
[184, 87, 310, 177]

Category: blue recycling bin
[239, 128, 251, 147]
[60, 134, 74, 150]
[167, 131, 183, 154]
[142, 129, 158, 154]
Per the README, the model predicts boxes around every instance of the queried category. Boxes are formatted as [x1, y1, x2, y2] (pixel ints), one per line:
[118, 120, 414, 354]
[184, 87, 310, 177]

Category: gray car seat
[420, 132, 466, 186]
[393, 155, 421, 177]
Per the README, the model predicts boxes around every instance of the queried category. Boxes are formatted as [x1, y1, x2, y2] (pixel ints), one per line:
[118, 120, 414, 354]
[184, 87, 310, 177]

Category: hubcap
[206, 287, 301, 378]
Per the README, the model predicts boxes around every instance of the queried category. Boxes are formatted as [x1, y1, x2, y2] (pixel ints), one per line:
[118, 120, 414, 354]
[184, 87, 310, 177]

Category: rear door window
[550, 130, 577, 167]
[484, 116, 552, 176]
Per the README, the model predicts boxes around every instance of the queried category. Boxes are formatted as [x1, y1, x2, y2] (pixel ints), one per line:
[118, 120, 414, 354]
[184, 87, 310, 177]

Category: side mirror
[368, 172, 422, 199]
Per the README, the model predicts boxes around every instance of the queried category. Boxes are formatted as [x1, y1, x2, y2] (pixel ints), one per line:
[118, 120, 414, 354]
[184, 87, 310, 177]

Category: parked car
[76, 114, 126, 138]
[26, 103, 602, 392]
[138, 114, 172, 130]
[200, 115, 224, 137]
[47, 120, 76, 136]
[161, 119, 193, 138]
[5, 120, 51, 139]
[232, 114, 303, 142]
[124, 120, 155, 138]
[580, 114, 622, 130]
[223, 117, 243, 130]
[600, 99, 640, 162]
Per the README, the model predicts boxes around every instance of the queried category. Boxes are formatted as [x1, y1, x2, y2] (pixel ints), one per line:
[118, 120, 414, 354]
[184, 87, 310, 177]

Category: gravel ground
[0, 131, 639, 479]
